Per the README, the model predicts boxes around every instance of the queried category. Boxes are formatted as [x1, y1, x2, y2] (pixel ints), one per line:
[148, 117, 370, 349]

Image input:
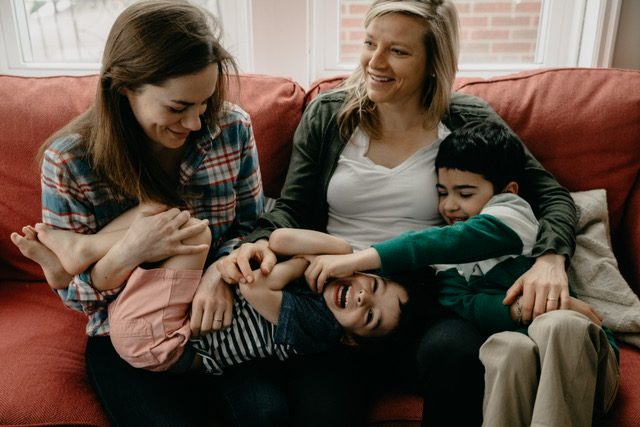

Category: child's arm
[238, 257, 309, 324]
[269, 228, 352, 256]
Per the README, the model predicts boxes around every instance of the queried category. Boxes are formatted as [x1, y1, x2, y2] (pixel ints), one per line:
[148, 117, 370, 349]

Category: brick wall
[340, 0, 542, 64]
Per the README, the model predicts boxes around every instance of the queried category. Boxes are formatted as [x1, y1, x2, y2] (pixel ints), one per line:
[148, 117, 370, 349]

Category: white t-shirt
[326, 124, 450, 250]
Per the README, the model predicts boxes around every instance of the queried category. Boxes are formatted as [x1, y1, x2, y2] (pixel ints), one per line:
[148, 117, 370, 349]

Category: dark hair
[351, 270, 432, 349]
[435, 120, 526, 193]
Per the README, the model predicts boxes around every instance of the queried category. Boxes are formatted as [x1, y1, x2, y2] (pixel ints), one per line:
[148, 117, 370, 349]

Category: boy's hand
[303, 252, 365, 293]
[564, 296, 603, 326]
[191, 259, 234, 336]
[503, 253, 570, 324]
[217, 240, 277, 284]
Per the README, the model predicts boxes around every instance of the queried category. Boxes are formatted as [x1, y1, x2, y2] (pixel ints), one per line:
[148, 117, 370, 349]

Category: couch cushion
[456, 68, 640, 292]
[0, 74, 305, 282]
[0, 75, 98, 282]
[0, 281, 109, 426]
[228, 74, 305, 199]
[601, 344, 640, 427]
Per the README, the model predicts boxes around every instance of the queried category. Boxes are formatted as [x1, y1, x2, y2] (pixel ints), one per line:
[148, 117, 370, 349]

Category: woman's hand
[190, 259, 234, 336]
[304, 249, 381, 292]
[217, 239, 277, 284]
[503, 253, 570, 324]
[118, 208, 209, 264]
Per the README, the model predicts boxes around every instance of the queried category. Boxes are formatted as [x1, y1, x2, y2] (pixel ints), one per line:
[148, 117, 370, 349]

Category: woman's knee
[222, 380, 289, 427]
[417, 318, 483, 363]
[182, 217, 212, 247]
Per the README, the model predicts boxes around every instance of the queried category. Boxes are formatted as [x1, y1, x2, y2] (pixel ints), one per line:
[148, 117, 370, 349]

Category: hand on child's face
[303, 254, 360, 293]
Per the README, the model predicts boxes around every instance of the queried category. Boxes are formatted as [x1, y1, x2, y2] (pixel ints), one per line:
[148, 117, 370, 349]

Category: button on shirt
[41, 103, 264, 336]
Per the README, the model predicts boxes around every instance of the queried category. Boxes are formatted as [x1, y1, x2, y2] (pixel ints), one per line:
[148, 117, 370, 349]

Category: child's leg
[528, 310, 618, 426]
[35, 224, 125, 275]
[34, 202, 169, 275]
[108, 217, 211, 372]
[479, 331, 538, 427]
[10, 226, 71, 289]
[160, 216, 211, 271]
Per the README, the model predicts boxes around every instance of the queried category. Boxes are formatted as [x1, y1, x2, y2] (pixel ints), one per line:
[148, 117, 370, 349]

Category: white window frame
[0, 0, 622, 86]
[0, 0, 252, 76]
[309, 0, 622, 80]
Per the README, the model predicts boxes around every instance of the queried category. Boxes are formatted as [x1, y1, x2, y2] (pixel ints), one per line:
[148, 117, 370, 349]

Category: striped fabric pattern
[41, 103, 264, 336]
[191, 287, 296, 375]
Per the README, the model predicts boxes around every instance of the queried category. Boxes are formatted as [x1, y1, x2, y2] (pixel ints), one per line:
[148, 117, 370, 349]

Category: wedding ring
[547, 297, 558, 301]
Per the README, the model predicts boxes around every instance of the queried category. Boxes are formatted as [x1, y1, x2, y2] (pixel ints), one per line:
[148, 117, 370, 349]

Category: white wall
[612, 0, 640, 69]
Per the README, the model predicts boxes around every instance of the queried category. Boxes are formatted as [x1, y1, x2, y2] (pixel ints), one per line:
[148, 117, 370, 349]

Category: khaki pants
[480, 310, 619, 427]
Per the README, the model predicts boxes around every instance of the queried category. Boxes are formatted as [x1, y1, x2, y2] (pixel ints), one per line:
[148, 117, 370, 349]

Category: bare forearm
[269, 228, 352, 256]
[90, 241, 139, 291]
[258, 258, 309, 291]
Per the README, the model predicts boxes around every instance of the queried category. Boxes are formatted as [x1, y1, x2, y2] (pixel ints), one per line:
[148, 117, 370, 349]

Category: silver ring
[547, 297, 558, 301]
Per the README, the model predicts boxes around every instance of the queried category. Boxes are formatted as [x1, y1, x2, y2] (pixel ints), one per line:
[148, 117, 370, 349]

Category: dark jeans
[86, 336, 365, 427]
[87, 310, 484, 427]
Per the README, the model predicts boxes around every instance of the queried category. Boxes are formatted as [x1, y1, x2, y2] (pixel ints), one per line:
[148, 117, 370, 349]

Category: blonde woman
[219, 0, 577, 425]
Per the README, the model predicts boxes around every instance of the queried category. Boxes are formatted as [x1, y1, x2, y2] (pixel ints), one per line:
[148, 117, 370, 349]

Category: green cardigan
[246, 90, 577, 261]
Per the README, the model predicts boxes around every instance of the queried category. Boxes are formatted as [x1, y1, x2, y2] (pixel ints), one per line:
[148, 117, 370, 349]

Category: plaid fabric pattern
[42, 103, 264, 336]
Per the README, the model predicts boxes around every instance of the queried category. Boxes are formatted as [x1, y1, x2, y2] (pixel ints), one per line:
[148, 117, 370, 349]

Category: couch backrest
[307, 68, 640, 292]
[0, 74, 304, 282]
[456, 68, 640, 293]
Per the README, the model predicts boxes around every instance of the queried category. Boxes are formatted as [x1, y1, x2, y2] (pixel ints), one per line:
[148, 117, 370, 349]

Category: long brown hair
[336, 0, 459, 141]
[40, 0, 237, 205]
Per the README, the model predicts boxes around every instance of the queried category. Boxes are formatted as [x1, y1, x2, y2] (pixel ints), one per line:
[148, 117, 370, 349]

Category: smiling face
[436, 168, 496, 224]
[322, 272, 408, 338]
[360, 12, 428, 110]
[123, 63, 219, 151]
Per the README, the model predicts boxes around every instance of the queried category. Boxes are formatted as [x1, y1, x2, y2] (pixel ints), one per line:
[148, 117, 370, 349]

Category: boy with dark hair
[303, 120, 619, 426]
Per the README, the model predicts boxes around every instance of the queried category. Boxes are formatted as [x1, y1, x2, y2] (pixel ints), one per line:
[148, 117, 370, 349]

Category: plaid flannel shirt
[41, 102, 264, 336]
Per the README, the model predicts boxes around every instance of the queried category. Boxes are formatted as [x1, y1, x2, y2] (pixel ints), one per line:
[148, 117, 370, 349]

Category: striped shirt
[192, 281, 341, 375]
[192, 287, 295, 375]
[41, 102, 264, 336]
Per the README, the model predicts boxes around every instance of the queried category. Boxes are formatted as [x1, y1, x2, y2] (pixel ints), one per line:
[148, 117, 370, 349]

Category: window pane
[339, 0, 542, 66]
[18, 0, 131, 63]
[16, 0, 222, 63]
[457, 0, 542, 64]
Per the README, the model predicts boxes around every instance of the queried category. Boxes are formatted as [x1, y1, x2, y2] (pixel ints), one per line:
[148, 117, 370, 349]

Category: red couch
[1, 68, 639, 426]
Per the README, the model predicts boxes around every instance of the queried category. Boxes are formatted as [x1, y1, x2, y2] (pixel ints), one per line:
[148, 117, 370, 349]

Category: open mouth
[447, 216, 467, 224]
[335, 284, 351, 309]
[369, 72, 393, 83]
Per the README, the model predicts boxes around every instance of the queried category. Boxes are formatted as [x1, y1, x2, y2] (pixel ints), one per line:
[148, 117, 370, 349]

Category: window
[315, 0, 622, 79]
[1, 0, 621, 86]
[0, 0, 251, 75]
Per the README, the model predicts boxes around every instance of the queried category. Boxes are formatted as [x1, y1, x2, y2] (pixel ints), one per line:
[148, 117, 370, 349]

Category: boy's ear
[502, 181, 519, 195]
[340, 334, 359, 347]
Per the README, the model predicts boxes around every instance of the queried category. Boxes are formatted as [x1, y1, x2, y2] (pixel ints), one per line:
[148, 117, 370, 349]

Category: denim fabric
[275, 279, 342, 354]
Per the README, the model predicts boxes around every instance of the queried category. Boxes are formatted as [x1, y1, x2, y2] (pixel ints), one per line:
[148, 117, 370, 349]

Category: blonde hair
[337, 0, 459, 140]
[40, 0, 238, 206]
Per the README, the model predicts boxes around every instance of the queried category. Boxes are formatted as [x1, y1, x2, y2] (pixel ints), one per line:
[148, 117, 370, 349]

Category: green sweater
[246, 90, 577, 261]
[372, 193, 618, 355]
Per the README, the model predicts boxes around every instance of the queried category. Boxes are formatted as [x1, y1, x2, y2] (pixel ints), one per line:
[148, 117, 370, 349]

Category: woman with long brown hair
[11, 1, 265, 424]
